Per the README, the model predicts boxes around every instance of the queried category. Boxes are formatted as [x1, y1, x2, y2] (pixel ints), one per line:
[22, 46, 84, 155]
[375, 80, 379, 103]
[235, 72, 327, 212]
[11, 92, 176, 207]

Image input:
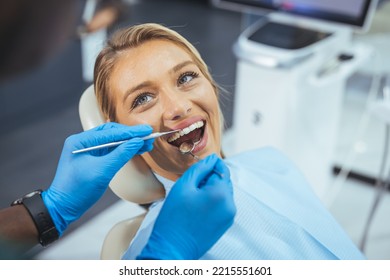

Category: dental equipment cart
[224, 13, 372, 198]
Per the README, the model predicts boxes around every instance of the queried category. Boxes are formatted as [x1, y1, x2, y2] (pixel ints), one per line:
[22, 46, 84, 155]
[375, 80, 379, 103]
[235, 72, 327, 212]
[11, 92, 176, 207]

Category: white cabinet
[223, 16, 372, 198]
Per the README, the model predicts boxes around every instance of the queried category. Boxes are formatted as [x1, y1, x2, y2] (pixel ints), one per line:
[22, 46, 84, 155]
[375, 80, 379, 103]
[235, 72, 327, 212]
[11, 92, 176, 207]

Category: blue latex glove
[42, 122, 154, 235]
[136, 154, 236, 260]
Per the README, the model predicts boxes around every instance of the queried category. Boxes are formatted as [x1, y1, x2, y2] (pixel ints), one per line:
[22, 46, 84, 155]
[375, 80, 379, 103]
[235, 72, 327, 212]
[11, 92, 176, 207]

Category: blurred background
[0, 0, 389, 259]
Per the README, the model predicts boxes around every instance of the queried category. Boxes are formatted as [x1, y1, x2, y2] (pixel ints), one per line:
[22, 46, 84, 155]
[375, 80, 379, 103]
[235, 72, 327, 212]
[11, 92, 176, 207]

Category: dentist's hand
[42, 123, 153, 235]
[137, 154, 236, 260]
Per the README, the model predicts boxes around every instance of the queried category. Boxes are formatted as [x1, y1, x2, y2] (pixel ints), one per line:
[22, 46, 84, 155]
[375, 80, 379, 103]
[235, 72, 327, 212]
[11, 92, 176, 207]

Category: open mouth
[167, 120, 206, 149]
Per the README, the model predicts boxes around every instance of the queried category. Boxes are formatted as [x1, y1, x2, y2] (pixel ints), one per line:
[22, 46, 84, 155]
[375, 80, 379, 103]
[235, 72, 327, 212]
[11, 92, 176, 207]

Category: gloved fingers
[201, 158, 232, 191]
[90, 123, 153, 139]
[200, 160, 236, 224]
[68, 124, 153, 150]
[136, 139, 155, 154]
[92, 122, 121, 131]
[92, 122, 151, 135]
[201, 171, 235, 206]
[103, 138, 145, 165]
[214, 157, 230, 178]
[179, 154, 219, 188]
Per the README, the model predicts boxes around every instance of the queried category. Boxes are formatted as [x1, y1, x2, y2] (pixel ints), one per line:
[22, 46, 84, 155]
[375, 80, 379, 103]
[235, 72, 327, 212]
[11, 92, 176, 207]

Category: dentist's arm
[0, 123, 153, 254]
[0, 205, 39, 246]
[42, 123, 154, 237]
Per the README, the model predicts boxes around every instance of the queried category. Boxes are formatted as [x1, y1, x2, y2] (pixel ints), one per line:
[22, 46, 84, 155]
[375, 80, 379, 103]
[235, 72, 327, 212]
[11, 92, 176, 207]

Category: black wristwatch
[11, 189, 59, 247]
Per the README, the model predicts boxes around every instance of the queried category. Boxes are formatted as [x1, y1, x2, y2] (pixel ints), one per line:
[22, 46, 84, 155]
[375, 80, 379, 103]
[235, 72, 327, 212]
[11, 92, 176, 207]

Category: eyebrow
[122, 60, 196, 104]
[171, 60, 195, 74]
[122, 81, 152, 104]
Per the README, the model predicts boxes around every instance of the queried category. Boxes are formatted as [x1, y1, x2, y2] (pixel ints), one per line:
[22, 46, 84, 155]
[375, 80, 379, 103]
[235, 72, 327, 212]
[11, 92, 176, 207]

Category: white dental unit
[214, 0, 378, 198]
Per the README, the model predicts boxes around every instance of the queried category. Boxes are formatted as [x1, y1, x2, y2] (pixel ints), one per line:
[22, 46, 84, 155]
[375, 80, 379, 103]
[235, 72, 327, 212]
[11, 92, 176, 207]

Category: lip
[168, 116, 205, 131]
[192, 126, 208, 154]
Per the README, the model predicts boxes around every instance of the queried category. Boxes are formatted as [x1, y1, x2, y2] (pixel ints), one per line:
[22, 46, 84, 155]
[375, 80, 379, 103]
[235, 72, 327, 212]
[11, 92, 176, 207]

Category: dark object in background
[0, 0, 80, 82]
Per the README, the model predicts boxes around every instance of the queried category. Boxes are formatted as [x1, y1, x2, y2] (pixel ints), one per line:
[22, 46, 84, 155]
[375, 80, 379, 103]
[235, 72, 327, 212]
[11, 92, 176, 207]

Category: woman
[93, 23, 364, 259]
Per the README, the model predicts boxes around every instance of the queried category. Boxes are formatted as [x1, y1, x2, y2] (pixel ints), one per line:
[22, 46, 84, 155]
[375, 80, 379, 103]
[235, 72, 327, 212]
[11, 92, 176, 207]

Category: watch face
[11, 198, 23, 206]
[11, 189, 42, 206]
[25, 190, 41, 198]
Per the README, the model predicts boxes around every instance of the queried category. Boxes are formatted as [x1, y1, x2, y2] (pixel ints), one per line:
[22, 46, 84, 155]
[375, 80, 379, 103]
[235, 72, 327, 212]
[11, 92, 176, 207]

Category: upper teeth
[168, 120, 204, 142]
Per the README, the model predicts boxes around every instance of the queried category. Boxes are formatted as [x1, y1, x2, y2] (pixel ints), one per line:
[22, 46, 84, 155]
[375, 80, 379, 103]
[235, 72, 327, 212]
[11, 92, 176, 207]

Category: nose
[162, 90, 192, 121]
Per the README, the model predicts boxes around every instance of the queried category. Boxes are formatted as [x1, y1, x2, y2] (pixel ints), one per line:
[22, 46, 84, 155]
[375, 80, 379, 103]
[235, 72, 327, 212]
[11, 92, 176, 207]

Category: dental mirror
[179, 142, 200, 160]
[179, 141, 223, 178]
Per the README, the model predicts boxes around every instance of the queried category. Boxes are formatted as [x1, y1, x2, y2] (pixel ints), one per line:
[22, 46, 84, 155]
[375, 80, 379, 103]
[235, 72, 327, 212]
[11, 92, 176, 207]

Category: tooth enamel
[167, 120, 205, 143]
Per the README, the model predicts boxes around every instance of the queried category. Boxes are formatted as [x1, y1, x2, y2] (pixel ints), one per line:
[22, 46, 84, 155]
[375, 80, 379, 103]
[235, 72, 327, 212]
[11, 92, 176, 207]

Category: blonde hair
[94, 23, 222, 123]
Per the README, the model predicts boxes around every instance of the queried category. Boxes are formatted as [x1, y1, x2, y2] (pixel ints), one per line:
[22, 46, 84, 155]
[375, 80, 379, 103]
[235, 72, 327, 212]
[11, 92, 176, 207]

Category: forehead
[110, 40, 194, 87]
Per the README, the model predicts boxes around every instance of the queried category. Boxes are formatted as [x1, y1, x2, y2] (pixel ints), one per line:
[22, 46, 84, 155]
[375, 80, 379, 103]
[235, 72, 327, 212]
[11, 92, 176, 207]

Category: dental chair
[78, 85, 165, 259]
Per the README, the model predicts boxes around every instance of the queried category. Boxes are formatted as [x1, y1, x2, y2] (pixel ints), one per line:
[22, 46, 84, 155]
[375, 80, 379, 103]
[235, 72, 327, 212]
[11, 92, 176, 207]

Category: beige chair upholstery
[78, 85, 165, 259]
[100, 213, 147, 260]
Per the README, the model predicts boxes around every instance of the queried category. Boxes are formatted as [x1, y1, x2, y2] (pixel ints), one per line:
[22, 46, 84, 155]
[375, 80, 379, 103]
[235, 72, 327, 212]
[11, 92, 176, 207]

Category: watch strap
[13, 190, 59, 247]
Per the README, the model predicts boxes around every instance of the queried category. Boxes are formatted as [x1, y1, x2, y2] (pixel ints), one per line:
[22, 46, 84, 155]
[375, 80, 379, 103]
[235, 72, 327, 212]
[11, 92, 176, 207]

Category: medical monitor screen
[212, 0, 375, 29]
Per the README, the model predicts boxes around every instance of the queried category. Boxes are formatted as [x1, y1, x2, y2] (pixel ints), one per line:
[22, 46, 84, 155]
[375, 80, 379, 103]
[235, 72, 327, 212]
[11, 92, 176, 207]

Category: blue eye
[178, 71, 199, 85]
[132, 93, 153, 109]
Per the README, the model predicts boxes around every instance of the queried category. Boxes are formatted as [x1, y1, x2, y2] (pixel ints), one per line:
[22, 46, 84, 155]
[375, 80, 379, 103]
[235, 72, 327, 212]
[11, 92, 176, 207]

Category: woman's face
[108, 39, 222, 180]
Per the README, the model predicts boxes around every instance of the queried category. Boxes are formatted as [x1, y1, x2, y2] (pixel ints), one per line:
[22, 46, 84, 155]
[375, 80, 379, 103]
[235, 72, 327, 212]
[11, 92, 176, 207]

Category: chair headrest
[78, 85, 165, 204]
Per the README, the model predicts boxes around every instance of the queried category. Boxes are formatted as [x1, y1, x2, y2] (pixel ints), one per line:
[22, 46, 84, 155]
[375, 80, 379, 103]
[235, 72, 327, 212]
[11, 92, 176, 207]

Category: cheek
[198, 85, 220, 124]
[197, 82, 217, 106]
[115, 104, 159, 128]
[196, 86, 221, 146]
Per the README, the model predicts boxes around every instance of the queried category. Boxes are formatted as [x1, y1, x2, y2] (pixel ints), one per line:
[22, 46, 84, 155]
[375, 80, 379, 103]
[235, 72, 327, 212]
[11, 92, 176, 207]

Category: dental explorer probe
[72, 130, 180, 154]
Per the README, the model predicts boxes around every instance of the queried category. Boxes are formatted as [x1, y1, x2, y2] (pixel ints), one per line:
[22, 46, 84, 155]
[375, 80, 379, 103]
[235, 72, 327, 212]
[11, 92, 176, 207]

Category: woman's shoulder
[224, 146, 315, 195]
[225, 146, 294, 173]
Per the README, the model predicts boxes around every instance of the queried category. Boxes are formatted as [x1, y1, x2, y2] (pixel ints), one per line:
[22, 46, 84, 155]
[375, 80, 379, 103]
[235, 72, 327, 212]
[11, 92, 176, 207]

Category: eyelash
[178, 71, 199, 86]
[130, 71, 200, 110]
[131, 92, 154, 110]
